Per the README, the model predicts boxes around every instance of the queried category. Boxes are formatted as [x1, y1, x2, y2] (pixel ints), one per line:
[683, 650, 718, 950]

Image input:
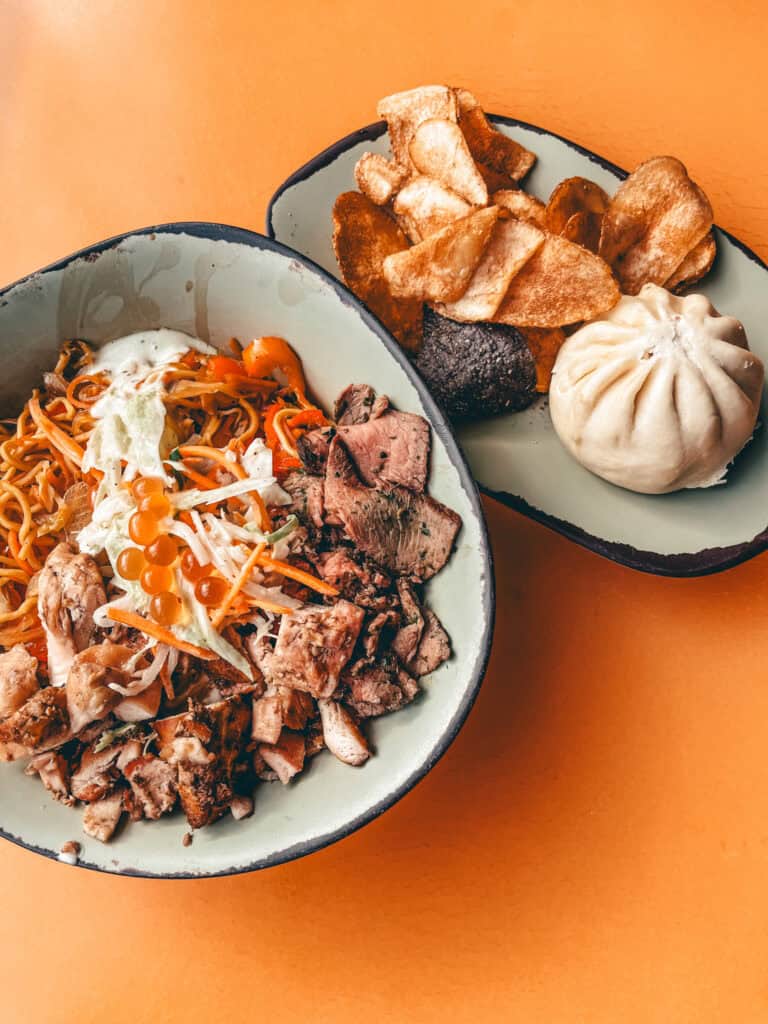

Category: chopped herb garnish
[93, 722, 140, 753]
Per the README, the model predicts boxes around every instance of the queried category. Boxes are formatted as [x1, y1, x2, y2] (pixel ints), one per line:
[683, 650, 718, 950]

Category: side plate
[267, 117, 768, 576]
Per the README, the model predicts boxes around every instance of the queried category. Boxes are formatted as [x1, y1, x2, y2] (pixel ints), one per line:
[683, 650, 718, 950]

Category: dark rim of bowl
[0, 222, 496, 879]
[265, 115, 768, 578]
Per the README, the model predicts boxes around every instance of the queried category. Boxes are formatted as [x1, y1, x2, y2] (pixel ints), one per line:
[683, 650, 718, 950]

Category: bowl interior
[0, 226, 492, 877]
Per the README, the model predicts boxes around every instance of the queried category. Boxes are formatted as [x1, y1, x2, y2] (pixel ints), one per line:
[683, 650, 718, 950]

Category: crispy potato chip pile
[333, 85, 716, 392]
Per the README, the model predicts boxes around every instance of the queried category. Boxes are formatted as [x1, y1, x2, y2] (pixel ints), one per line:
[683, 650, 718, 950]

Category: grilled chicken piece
[230, 794, 254, 820]
[71, 739, 142, 803]
[270, 600, 364, 698]
[37, 542, 106, 686]
[160, 698, 250, 829]
[122, 755, 177, 820]
[258, 729, 306, 784]
[0, 686, 71, 761]
[251, 686, 315, 744]
[25, 750, 73, 805]
[114, 678, 162, 722]
[82, 791, 124, 843]
[66, 642, 133, 734]
[318, 699, 370, 766]
[0, 645, 39, 720]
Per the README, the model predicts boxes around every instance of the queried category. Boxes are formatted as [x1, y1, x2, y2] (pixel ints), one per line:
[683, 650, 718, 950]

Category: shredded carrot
[210, 543, 266, 629]
[173, 462, 218, 491]
[7, 531, 33, 576]
[29, 394, 84, 469]
[106, 607, 216, 660]
[255, 552, 338, 596]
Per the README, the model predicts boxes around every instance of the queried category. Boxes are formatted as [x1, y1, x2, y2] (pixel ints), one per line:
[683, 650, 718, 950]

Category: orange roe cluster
[117, 476, 227, 626]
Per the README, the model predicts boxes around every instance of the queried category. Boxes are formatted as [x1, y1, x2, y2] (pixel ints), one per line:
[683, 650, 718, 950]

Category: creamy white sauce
[90, 329, 213, 376]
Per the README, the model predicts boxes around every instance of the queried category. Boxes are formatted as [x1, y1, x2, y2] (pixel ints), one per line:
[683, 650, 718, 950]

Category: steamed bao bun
[549, 284, 764, 494]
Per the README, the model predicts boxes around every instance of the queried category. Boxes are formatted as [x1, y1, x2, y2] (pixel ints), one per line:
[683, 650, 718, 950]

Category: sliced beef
[0, 645, 39, 720]
[297, 427, 334, 475]
[410, 609, 451, 675]
[0, 686, 71, 762]
[339, 409, 430, 492]
[122, 755, 177, 820]
[314, 549, 392, 611]
[324, 438, 461, 581]
[334, 384, 377, 425]
[270, 600, 364, 698]
[344, 657, 419, 718]
[82, 791, 124, 843]
[317, 699, 370, 766]
[281, 472, 325, 529]
[391, 579, 425, 665]
[361, 610, 399, 658]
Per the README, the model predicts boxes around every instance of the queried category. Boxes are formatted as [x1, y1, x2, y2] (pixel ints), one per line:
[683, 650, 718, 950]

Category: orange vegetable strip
[255, 552, 338, 597]
[178, 445, 246, 480]
[106, 607, 216, 660]
[210, 543, 266, 629]
[7, 531, 33, 576]
[28, 395, 84, 469]
[172, 462, 218, 491]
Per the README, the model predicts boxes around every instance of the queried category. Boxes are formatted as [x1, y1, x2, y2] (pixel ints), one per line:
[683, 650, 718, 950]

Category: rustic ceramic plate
[0, 224, 494, 877]
[267, 117, 768, 576]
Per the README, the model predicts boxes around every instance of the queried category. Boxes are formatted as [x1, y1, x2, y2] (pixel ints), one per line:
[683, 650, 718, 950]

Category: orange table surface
[2, 2, 768, 1022]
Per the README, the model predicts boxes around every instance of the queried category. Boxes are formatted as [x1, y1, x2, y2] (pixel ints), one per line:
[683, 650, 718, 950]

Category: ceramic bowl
[0, 224, 494, 877]
[268, 117, 768, 576]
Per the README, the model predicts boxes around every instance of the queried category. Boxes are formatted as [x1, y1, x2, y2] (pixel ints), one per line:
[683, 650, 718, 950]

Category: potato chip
[494, 235, 620, 327]
[393, 176, 472, 243]
[435, 217, 545, 322]
[332, 191, 422, 352]
[455, 88, 536, 187]
[545, 176, 609, 253]
[492, 189, 547, 228]
[377, 86, 458, 167]
[665, 231, 716, 293]
[354, 152, 408, 206]
[519, 327, 566, 392]
[598, 156, 713, 295]
[383, 206, 500, 303]
[546, 177, 609, 232]
[409, 118, 488, 206]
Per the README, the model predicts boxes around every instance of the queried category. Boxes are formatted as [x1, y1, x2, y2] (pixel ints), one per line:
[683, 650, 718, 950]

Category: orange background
[2, 2, 768, 1021]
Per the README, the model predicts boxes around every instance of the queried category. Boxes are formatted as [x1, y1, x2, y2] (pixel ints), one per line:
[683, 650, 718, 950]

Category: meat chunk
[318, 699, 370, 766]
[114, 678, 162, 722]
[230, 794, 254, 820]
[281, 472, 325, 529]
[204, 657, 264, 699]
[361, 610, 399, 658]
[37, 542, 106, 686]
[270, 600, 364, 698]
[164, 697, 251, 829]
[334, 384, 377, 425]
[66, 642, 133, 734]
[297, 427, 334, 475]
[25, 750, 73, 805]
[314, 549, 392, 610]
[71, 739, 141, 802]
[339, 410, 430, 492]
[252, 686, 314, 744]
[409, 608, 451, 675]
[0, 686, 71, 761]
[344, 658, 419, 718]
[122, 756, 177, 820]
[82, 791, 123, 843]
[324, 438, 461, 581]
[258, 729, 306, 784]
[391, 579, 425, 664]
[0, 645, 39, 720]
